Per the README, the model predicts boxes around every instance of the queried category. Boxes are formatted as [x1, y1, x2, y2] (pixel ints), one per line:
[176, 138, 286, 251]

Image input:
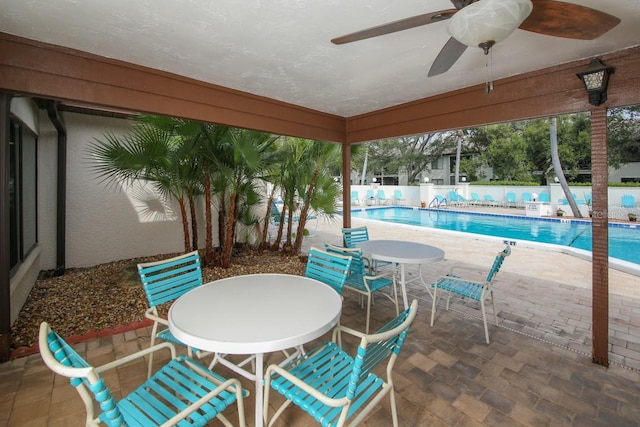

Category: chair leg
[365, 293, 372, 334]
[430, 286, 438, 327]
[490, 290, 498, 325]
[480, 300, 490, 344]
[389, 388, 399, 427]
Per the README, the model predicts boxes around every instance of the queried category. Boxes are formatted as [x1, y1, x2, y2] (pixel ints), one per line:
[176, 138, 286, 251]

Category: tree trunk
[550, 117, 582, 218]
[188, 190, 198, 250]
[293, 167, 319, 254]
[203, 173, 214, 266]
[260, 187, 277, 249]
[220, 191, 237, 268]
[178, 197, 191, 253]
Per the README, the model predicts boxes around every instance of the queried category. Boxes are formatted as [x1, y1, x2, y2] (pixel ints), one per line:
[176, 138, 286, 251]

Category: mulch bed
[11, 249, 306, 358]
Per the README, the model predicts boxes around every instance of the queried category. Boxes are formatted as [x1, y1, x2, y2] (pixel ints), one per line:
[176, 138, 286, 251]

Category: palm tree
[195, 124, 230, 266]
[212, 128, 277, 267]
[292, 140, 342, 254]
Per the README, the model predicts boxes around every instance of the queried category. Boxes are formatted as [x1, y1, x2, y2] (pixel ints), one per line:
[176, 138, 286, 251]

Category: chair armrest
[265, 364, 348, 408]
[145, 307, 169, 325]
[331, 323, 367, 343]
[363, 270, 395, 281]
[446, 265, 487, 282]
[434, 274, 487, 288]
[95, 342, 177, 373]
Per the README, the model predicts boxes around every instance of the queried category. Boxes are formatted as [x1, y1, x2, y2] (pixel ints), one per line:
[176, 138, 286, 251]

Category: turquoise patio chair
[506, 192, 517, 208]
[305, 246, 353, 295]
[264, 300, 418, 427]
[325, 243, 399, 333]
[342, 226, 392, 273]
[622, 194, 636, 208]
[39, 322, 247, 427]
[521, 192, 532, 206]
[137, 250, 209, 378]
[539, 192, 550, 203]
[431, 244, 511, 344]
[470, 192, 482, 206]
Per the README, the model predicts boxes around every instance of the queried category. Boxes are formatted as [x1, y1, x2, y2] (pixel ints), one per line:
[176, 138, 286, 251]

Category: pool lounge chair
[365, 189, 376, 205]
[351, 190, 360, 206]
[377, 189, 390, 205]
[521, 192, 532, 207]
[506, 192, 517, 208]
[539, 192, 550, 203]
[470, 192, 483, 206]
[393, 189, 406, 205]
[483, 194, 502, 207]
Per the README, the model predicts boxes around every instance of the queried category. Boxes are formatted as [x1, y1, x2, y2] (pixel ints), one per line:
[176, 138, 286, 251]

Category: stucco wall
[38, 112, 198, 269]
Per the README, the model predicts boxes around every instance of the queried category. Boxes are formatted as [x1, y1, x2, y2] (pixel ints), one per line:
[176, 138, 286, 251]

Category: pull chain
[485, 48, 494, 94]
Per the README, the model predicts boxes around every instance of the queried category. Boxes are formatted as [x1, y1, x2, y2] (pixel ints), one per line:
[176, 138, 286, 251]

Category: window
[431, 158, 443, 170]
[9, 116, 38, 274]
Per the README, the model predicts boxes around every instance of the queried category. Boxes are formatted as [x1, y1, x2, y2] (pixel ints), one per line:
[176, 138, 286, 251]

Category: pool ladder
[428, 197, 447, 209]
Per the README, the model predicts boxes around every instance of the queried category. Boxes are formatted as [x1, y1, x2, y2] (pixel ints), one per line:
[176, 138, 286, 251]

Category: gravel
[11, 249, 307, 349]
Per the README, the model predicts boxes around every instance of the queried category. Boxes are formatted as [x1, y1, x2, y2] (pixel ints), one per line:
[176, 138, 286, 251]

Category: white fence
[348, 183, 639, 219]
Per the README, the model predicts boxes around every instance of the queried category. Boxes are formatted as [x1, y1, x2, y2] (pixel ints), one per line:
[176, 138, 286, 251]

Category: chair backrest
[622, 194, 635, 207]
[350, 191, 359, 202]
[393, 189, 403, 200]
[539, 192, 550, 202]
[486, 245, 512, 283]
[304, 246, 353, 294]
[341, 226, 369, 248]
[346, 300, 418, 400]
[484, 194, 494, 201]
[324, 243, 366, 278]
[448, 191, 459, 201]
[521, 192, 532, 202]
[471, 192, 481, 201]
[377, 189, 386, 199]
[506, 192, 516, 203]
[39, 322, 121, 425]
[138, 251, 203, 308]
[366, 189, 375, 199]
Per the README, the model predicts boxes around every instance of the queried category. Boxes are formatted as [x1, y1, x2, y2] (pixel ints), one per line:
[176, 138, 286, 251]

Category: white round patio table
[169, 273, 342, 427]
[356, 240, 445, 309]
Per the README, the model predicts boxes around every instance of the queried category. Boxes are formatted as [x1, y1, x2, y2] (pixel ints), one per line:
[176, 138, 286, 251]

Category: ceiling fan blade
[428, 37, 468, 77]
[331, 9, 457, 45]
[520, 0, 620, 40]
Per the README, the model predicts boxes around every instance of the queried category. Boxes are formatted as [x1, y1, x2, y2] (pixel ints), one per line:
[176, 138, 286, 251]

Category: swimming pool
[350, 207, 640, 266]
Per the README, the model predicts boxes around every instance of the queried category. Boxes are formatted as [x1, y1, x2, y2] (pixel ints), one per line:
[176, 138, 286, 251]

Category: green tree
[479, 124, 534, 181]
[608, 106, 640, 167]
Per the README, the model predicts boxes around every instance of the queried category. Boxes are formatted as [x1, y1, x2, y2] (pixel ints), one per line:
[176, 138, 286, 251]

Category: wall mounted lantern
[576, 58, 614, 106]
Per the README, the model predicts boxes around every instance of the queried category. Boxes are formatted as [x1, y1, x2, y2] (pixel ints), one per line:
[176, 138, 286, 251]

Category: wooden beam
[0, 32, 346, 143]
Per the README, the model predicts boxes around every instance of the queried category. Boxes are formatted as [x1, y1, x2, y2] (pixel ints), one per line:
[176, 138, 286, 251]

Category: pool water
[350, 207, 640, 266]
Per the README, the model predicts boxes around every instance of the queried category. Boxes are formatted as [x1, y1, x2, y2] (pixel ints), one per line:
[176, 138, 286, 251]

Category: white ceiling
[1, 0, 639, 117]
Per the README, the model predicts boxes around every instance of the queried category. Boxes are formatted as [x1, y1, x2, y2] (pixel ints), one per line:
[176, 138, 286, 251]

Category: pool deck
[2, 204, 640, 426]
[303, 205, 640, 369]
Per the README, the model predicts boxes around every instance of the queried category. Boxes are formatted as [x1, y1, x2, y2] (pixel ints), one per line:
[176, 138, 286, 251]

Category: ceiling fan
[331, 0, 620, 77]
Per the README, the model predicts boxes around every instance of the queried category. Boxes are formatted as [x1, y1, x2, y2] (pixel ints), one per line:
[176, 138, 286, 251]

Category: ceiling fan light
[448, 0, 533, 49]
